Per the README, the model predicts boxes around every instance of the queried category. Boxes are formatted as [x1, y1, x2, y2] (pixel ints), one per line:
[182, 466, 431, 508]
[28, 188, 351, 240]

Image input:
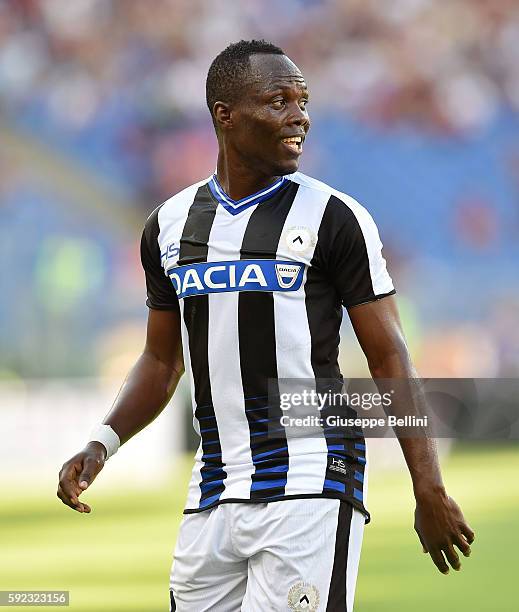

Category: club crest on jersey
[168, 259, 305, 299]
[284, 226, 317, 254]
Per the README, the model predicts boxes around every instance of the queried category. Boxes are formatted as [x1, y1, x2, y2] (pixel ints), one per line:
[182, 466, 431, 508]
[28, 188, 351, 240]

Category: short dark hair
[206, 39, 285, 128]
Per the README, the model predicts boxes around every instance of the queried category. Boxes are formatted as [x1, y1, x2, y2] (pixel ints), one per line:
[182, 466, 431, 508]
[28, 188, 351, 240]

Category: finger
[57, 486, 82, 512]
[429, 547, 449, 574]
[59, 479, 81, 506]
[74, 496, 92, 513]
[56, 486, 70, 507]
[78, 457, 102, 490]
[63, 493, 89, 513]
[60, 463, 82, 500]
[453, 532, 471, 557]
[459, 522, 475, 545]
[415, 528, 428, 553]
[443, 544, 461, 571]
[57, 483, 76, 506]
[58, 483, 82, 507]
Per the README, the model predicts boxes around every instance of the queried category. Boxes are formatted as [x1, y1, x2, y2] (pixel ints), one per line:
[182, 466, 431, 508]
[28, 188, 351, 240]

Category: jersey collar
[208, 174, 287, 216]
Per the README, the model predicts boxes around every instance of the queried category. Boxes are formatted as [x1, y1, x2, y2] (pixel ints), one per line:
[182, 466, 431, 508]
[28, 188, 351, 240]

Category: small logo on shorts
[288, 582, 320, 611]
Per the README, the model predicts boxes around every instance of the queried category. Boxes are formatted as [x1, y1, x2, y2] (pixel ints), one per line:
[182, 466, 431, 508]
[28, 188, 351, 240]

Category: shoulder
[144, 176, 212, 231]
[288, 172, 378, 230]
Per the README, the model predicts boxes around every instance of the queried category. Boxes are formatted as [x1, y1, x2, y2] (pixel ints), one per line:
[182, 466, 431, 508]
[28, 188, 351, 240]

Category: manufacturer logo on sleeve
[161, 242, 180, 267]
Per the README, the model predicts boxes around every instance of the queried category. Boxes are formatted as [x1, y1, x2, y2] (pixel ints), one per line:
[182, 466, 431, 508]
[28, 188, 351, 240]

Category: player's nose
[286, 103, 310, 130]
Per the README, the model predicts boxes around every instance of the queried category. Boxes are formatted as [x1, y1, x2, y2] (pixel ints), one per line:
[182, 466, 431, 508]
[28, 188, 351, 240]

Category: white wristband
[89, 424, 120, 459]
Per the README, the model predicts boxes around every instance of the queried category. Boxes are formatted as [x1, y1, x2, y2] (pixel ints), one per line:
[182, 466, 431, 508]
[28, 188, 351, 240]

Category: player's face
[230, 54, 310, 176]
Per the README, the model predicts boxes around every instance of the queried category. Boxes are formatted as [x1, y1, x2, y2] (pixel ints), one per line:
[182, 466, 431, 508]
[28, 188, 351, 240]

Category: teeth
[282, 137, 302, 143]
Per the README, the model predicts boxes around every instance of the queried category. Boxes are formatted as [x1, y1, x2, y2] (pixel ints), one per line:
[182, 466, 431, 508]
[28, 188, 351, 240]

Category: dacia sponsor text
[168, 259, 305, 299]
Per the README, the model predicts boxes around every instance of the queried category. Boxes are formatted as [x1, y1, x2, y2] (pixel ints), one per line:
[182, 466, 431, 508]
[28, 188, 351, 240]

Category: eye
[271, 98, 285, 109]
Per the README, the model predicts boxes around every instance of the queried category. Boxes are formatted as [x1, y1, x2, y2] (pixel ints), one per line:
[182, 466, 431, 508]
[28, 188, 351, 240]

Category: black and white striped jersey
[140, 172, 395, 520]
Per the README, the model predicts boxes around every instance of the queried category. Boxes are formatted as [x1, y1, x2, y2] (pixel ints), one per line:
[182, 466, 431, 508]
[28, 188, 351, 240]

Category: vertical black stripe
[305, 197, 343, 382]
[326, 501, 353, 611]
[179, 186, 226, 507]
[305, 197, 368, 511]
[238, 182, 298, 499]
[169, 589, 176, 611]
[178, 186, 217, 266]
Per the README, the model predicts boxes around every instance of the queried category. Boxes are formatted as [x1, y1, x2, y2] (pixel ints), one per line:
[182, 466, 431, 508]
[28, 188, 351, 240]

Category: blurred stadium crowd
[1, 0, 519, 380]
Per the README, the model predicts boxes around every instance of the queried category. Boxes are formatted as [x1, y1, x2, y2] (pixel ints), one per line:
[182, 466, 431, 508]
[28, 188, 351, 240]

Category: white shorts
[170, 498, 365, 611]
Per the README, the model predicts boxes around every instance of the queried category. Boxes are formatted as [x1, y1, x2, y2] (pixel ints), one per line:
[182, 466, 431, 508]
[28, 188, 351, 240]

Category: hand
[414, 488, 475, 574]
[57, 442, 107, 513]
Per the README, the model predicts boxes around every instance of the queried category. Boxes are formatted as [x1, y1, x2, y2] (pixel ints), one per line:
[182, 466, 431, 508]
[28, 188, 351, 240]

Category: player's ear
[213, 101, 232, 130]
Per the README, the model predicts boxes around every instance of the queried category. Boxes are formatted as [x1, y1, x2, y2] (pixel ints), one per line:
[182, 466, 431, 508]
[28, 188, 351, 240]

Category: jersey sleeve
[140, 207, 180, 311]
[326, 196, 395, 308]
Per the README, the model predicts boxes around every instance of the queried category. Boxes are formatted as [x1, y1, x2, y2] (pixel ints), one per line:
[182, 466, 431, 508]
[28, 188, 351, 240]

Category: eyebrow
[265, 81, 309, 94]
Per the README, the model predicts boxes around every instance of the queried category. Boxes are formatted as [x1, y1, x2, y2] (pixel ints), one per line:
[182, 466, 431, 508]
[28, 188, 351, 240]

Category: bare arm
[348, 295, 475, 574]
[57, 308, 183, 513]
[104, 308, 184, 443]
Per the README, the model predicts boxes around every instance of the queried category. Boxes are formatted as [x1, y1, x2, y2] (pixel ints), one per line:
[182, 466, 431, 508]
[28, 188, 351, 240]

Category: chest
[157, 184, 329, 300]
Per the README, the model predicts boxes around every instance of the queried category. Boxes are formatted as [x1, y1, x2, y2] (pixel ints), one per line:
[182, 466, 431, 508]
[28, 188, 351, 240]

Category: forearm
[349, 298, 474, 572]
[103, 349, 183, 444]
[368, 350, 445, 497]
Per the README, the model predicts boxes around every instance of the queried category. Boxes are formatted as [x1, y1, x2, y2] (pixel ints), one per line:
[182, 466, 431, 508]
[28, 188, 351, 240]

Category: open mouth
[281, 135, 303, 154]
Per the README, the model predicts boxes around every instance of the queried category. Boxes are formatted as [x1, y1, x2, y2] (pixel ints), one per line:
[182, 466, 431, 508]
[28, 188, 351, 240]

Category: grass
[0, 446, 517, 611]
[358, 444, 519, 611]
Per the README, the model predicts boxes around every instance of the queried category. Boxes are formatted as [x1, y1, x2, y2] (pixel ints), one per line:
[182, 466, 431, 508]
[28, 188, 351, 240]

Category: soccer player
[58, 40, 475, 611]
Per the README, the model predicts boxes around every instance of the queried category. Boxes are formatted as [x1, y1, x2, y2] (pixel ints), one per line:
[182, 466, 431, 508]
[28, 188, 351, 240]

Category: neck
[216, 150, 280, 201]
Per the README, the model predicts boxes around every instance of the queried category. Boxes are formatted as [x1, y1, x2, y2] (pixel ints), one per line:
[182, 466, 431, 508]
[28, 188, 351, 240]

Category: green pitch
[0, 445, 517, 611]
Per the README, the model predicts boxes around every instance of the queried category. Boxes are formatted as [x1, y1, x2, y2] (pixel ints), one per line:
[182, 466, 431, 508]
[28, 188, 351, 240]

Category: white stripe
[273, 183, 330, 495]
[205, 203, 259, 500]
[179, 303, 197, 427]
[346, 509, 365, 611]
[179, 300, 204, 509]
